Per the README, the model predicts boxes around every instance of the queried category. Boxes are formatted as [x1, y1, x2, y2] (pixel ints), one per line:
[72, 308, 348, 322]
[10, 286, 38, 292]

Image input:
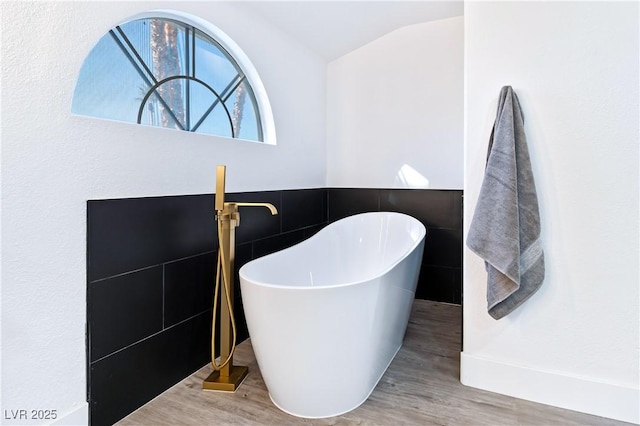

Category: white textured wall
[1, 1, 326, 423]
[327, 17, 463, 189]
[462, 2, 639, 423]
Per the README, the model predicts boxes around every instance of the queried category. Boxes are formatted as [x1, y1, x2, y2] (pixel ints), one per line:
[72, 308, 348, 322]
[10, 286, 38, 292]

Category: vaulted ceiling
[238, 1, 464, 61]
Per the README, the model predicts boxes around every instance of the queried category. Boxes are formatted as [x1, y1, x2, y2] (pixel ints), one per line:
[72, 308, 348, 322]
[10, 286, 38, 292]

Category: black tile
[225, 191, 281, 244]
[453, 268, 462, 305]
[380, 189, 462, 230]
[303, 223, 328, 239]
[89, 311, 210, 426]
[234, 242, 253, 273]
[281, 189, 327, 232]
[454, 192, 463, 228]
[233, 242, 253, 343]
[415, 265, 458, 303]
[88, 195, 216, 281]
[232, 287, 250, 345]
[164, 252, 216, 327]
[252, 230, 306, 259]
[327, 188, 380, 221]
[422, 228, 462, 268]
[89, 267, 163, 362]
[231, 241, 252, 337]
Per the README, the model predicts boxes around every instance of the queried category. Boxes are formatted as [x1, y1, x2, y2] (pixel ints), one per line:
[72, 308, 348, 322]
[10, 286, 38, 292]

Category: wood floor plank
[116, 301, 631, 426]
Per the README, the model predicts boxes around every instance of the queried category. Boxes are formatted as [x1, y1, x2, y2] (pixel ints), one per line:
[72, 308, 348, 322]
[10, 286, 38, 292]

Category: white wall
[327, 17, 463, 189]
[462, 2, 639, 423]
[1, 1, 326, 423]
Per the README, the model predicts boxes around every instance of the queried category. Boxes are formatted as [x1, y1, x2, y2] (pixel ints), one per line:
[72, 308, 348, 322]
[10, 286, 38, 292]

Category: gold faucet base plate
[202, 366, 249, 392]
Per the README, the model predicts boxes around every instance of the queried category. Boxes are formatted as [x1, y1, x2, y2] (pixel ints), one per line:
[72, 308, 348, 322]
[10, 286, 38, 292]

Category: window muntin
[73, 16, 264, 142]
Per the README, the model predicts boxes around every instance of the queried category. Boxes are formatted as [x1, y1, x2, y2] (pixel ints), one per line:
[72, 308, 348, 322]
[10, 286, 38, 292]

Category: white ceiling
[238, 1, 464, 61]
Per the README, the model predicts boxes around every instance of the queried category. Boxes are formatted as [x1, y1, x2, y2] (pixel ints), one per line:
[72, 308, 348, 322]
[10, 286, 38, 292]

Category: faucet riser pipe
[203, 166, 248, 392]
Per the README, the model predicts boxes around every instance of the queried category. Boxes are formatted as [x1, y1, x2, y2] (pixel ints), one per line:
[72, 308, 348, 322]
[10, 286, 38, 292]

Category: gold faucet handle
[215, 165, 226, 211]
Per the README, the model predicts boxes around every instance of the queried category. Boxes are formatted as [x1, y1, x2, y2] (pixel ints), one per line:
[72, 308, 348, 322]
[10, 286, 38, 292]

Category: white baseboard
[460, 352, 639, 424]
[51, 403, 88, 426]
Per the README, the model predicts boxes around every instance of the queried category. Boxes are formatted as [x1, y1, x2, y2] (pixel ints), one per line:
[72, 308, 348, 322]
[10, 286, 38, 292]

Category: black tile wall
[86, 187, 462, 424]
[380, 189, 462, 230]
[327, 188, 463, 304]
[327, 188, 380, 220]
[87, 196, 216, 281]
[89, 311, 210, 426]
[89, 267, 163, 362]
[417, 265, 458, 302]
[252, 229, 307, 259]
[164, 252, 216, 328]
[302, 223, 328, 239]
[422, 228, 462, 268]
[281, 188, 327, 232]
[233, 242, 253, 344]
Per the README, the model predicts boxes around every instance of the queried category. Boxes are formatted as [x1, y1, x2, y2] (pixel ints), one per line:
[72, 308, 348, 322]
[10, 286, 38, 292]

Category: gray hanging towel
[467, 86, 545, 320]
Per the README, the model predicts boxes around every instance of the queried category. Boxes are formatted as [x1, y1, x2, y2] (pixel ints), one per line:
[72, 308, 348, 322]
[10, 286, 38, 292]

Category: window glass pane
[139, 91, 166, 127]
[225, 80, 260, 141]
[117, 19, 154, 79]
[139, 79, 187, 130]
[72, 34, 149, 122]
[194, 31, 239, 95]
[119, 19, 189, 83]
[196, 105, 233, 138]
[188, 80, 222, 131]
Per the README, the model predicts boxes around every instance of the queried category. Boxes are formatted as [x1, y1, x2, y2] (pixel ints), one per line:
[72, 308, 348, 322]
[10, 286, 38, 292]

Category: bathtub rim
[239, 211, 426, 291]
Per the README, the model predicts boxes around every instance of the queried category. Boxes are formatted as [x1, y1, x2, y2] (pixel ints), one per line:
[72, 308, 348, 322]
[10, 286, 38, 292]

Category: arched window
[72, 11, 274, 143]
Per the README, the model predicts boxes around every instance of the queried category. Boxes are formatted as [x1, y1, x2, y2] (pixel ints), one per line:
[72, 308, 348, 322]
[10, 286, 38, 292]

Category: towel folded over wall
[467, 86, 545, 320]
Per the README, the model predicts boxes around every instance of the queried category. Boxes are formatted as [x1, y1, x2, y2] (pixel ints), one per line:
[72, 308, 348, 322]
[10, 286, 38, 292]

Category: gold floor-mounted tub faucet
[203, 165, 278, 392]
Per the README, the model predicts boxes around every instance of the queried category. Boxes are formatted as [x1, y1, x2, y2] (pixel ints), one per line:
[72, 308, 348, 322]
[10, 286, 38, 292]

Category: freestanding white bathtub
[239, 212, 426, 418]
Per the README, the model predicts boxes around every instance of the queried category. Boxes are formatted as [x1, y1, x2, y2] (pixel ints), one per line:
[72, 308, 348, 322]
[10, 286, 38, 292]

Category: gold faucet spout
[234, 202, 278, 215]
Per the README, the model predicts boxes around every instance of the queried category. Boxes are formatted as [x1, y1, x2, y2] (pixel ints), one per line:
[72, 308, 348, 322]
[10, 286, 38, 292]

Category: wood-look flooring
[117, 301, 630, 425]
